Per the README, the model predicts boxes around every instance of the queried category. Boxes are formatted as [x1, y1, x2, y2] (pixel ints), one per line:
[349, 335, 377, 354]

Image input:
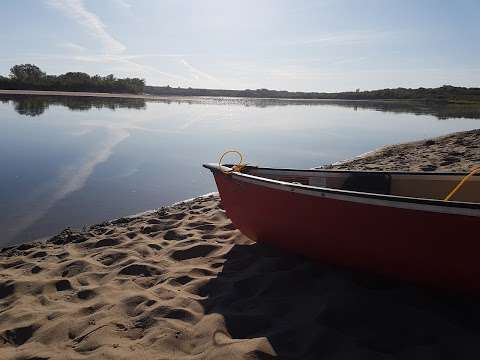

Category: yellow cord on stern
[444, 165, 480, 201]
[218, 150, 247, 174]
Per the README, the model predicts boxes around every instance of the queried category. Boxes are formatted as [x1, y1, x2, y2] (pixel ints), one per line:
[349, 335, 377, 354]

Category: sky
[1, 0, 479, 92]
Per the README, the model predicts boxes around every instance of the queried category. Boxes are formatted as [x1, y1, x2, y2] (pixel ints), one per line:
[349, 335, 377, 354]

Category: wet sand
[1, 130, 480, 359]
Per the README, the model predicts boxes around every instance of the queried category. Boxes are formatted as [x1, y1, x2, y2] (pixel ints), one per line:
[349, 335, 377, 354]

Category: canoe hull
[212, 170, 480, 292]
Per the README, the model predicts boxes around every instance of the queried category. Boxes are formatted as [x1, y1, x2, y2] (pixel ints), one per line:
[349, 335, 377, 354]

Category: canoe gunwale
[203, 163, 480, 217]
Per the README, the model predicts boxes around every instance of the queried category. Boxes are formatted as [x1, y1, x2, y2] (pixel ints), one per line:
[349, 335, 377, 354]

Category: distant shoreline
[0, 89, 406, 103]
[0, 89, 473, 104]
[0, 89, 165, 100]
[0, 88, 392, 102]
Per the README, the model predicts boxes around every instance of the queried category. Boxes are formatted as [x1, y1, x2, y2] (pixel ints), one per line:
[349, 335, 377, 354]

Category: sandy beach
[328, 129, 480, 172]
[1, 129, 480, 359]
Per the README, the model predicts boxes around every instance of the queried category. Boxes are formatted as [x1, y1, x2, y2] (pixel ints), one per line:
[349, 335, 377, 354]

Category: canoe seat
[342, 173, 391, 195]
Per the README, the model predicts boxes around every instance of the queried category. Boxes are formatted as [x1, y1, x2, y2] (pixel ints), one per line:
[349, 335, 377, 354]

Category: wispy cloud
[329, 56, 369, 66]
[43, 0, 192, 83]
[60, 42, 86, 53]
[126, 53, 194, 60]
[0, 51, 191, 83]
[111, 0, 131, 8]
[180, 59, 219, 83]
[46, 0, 126, 54]
[280, 30, 396, 47]
[280, 55, 369, 66]
[74, 54, 191, 81]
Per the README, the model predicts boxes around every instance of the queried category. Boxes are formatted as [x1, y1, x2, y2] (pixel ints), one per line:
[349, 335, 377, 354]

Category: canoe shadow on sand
[200, 242, 480, 360]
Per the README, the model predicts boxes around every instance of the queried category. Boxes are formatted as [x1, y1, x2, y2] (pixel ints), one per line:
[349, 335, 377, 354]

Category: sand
[327, 129, 480, 172]
[2, 130, 480, 359]
[0, 195, 277, 359]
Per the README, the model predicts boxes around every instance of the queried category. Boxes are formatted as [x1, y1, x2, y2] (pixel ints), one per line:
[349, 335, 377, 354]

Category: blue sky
[1, 0, 479, 91]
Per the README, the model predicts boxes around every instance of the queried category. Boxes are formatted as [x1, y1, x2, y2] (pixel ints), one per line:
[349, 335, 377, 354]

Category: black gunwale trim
[202, 163, 480, 210]
[227, 164, 475, 176]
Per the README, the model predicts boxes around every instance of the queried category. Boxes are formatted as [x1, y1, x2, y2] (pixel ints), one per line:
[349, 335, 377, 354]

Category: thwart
[204, 161, 480, 293]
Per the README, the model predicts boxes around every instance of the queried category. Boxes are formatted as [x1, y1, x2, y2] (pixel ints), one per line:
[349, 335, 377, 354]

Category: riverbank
[3, 89, 480, 106]
[0, 89, 398, 103]
[0, 89, 164, 100]
[1, 130, 480, 359]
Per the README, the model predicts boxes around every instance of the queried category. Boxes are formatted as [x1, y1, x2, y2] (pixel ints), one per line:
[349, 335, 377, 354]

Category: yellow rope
[444, 165, 480, 201]
[218, 150, 247, 174]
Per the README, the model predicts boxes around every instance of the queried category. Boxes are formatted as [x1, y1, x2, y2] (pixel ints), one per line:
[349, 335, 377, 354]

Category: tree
[9, 64, 46, 82]
[59, 72, 91, 81]
[1, 65, 145, 94]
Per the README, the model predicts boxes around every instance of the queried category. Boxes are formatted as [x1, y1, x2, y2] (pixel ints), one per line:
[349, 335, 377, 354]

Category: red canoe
[204, 163, 480, 292]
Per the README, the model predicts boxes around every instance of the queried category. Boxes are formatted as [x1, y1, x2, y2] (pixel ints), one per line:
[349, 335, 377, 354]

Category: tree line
[145, 85, 480, 103]
[0, 64, 145, 94]
[1, 64, 479, 102]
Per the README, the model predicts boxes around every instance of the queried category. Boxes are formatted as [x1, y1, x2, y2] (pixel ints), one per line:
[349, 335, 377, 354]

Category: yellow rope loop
[218, 150, 246, 174]
[444, 165, 480, 201]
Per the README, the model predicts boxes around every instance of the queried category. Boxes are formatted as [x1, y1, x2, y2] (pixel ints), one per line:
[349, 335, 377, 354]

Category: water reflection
[1, 94, 480, 120]
[160, 98, 480, 120]
[0, 95, 146, 117]
[325, 100, 480, 120]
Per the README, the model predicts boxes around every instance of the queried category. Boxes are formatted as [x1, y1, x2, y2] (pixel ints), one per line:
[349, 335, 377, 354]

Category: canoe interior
[241, 167, 480, 203]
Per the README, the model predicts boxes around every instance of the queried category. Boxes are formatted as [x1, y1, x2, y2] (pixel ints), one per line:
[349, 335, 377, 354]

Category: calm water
[1, 95, 480, 246]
